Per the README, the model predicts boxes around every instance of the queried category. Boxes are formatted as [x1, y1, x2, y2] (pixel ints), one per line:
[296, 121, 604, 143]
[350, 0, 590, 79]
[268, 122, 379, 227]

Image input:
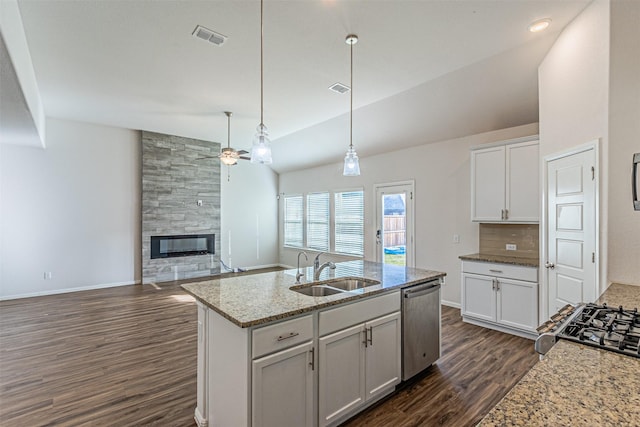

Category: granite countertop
[459, 252, 539, 267]
[181, 260, 445, 328]
[479, 283, 640, 426]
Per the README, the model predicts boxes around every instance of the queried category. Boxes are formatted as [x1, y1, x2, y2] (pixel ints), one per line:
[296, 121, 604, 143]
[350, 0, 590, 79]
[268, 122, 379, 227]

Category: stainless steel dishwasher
[401, 278, 442, 380]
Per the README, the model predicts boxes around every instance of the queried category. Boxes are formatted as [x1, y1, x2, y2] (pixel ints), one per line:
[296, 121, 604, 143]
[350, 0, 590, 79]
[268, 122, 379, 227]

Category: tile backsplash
[479, 224, 539, 258]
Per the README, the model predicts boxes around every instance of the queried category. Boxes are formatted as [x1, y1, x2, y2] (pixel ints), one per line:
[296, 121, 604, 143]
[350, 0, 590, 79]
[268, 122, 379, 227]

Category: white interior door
[546, 147, 597, 316]
[374, 182, 414, 267]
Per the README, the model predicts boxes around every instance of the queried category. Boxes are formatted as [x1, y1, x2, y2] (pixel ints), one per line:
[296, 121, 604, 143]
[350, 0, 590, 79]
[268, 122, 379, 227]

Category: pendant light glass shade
[343, 34, 360, 176]
[343, 146, 360, 176]
[250, 123, 272, 164]
[250, 0, 273, 165]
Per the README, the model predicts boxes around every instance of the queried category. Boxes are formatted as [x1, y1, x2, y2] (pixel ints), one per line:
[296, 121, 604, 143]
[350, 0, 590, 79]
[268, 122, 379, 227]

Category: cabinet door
[252, 341, 314, 427]
[462, 273, 496, 322]
[365, 312, 401, 401]
[496, 278, 539, 332]
[506, 141, 539, 222]
[471, 145, 505, 221]
[318, 324, 366, 427]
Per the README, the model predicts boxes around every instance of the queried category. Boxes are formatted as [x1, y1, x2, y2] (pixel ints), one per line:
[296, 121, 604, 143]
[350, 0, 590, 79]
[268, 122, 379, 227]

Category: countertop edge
[459, 253, 539, 268]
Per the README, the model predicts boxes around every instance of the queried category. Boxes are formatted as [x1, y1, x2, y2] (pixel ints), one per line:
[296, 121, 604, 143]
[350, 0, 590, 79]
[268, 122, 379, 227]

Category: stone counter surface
[479, 283, 640, 426]
[459, 253, 539, 268]
[181, 260, 445, 328]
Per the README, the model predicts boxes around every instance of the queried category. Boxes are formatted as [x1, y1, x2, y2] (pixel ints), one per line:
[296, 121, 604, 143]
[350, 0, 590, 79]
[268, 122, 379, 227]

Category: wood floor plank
[1, 277, 537, 426]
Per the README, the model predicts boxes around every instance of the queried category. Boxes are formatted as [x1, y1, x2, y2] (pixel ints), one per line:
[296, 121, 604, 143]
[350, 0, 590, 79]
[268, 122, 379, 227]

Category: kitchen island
[182, 260, 445, 427]
[479, 283, 640, 426]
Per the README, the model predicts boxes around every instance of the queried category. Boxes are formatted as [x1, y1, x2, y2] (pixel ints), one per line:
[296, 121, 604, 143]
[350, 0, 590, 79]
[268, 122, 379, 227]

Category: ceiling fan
[218, 111, 249, 166]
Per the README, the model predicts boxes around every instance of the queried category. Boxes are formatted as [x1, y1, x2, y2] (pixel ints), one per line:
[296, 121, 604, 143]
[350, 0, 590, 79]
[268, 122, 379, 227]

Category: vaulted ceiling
[2, 0, 590, 173]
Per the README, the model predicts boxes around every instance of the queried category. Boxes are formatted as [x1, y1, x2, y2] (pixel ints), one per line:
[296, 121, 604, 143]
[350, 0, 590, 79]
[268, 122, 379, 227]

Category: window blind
[284, 195, 303, 247]
[335, 191, 364, 255]
[306, 192, 329, 251]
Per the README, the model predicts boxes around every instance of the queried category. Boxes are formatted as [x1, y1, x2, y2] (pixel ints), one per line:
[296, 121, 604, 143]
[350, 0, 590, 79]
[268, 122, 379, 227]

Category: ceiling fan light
[343, 147, 360, 176]
[250, 123, 273, 164]
[220, 152, 238, 166]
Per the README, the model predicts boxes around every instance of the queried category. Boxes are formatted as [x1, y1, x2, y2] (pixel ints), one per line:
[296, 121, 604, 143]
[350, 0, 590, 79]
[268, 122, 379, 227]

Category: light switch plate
[506, 244, 517, 251]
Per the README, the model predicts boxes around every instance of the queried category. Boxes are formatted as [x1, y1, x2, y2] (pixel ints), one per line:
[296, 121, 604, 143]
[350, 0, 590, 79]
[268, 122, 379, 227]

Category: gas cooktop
[536, 303, 640, 358]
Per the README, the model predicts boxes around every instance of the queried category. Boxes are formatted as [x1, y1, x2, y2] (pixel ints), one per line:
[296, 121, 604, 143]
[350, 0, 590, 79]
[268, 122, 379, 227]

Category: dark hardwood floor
[0, 278, 538, 426]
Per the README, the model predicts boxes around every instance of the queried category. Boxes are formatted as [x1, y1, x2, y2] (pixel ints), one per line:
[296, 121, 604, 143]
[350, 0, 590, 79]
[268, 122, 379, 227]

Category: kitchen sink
[322, 277, 380, 291]
[290, 277, 380, 297]
[291, 285, 344, 297]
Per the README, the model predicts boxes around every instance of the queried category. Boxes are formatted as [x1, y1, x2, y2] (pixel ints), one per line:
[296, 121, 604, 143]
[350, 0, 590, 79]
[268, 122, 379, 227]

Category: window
[283, 190, 364, 256]
[334, 191, 364, 256]
[283, 195, 303, 247]
[306, 192, 329, 251]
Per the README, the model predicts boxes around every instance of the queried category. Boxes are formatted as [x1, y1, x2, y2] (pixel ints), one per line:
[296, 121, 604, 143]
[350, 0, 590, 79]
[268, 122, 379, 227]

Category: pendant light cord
[227, 112, 231, 149]
[349, 37, 353, 150]
[260, 0, 264, 127]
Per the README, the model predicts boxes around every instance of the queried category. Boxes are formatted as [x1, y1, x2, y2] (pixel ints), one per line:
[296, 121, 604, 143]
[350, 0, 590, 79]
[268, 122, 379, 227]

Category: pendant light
[219, 111, 238, 166]
[250, 0, 273, 164]
[343, 34, 360, 176]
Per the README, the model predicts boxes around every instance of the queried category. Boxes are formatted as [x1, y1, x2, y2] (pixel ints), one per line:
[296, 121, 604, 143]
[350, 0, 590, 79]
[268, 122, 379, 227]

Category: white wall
[278, 123, 539, 307]
[0, 118, 140, 298]
[0, 118, 281, 299]
[220, 160, 279, 271]
[608, 0, 640, 285]
[538, 0, 611, 291]
[539, 0, 640, 288]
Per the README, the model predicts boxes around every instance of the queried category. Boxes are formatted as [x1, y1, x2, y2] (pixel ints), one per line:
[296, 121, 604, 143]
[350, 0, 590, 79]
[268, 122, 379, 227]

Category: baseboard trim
[0, 280, 140, 301]
[441, 299, 461, 309]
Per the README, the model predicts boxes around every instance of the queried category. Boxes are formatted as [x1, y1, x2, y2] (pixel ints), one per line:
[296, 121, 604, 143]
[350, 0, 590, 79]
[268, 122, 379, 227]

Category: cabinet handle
[501, 209, 505, 220]
[489, 269, 503, 274]
[277, 332, 299, 342]
[496, 280, 500, 291]
[492, 279, 496, 291]
[309, 347, 315, 371]
[504, 209, 509, 220]
[368, 327, 373, 346]
[362, 328, 368, 348]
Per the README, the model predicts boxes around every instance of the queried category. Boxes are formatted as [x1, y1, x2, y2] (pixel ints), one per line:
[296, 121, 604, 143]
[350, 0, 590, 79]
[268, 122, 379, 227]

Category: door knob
[545, 262, 555, 269]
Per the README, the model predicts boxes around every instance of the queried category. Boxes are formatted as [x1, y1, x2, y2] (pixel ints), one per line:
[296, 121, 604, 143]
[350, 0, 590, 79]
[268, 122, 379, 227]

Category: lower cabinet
[252, 341, 314, 427]
[318, 311, 401, 427]
[461, 260, 538, 337]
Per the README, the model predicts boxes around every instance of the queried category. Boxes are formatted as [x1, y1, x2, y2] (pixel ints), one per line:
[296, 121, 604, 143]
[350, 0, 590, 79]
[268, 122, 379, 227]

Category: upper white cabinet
[471, 137, 539, 223]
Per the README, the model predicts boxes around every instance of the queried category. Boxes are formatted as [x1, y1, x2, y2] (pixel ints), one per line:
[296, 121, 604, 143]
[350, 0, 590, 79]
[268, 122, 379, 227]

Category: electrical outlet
[197, 200, 203, 207]
[453, 234, 460, 244]
[506, 244, 517, 251]
[43, 272, 52, 280]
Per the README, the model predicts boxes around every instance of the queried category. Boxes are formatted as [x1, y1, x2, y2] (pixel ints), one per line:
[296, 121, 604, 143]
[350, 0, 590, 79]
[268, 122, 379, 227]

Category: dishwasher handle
[403, 283, 440, 299]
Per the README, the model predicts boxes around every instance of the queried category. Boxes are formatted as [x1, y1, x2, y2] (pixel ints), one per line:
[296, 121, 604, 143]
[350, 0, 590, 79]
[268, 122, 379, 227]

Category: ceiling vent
[192, 25, 227, 46]
[329, 82, 350, 94]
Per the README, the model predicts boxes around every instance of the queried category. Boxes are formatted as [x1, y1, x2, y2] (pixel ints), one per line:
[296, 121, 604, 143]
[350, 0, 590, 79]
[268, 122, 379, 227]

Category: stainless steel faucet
[313, 252, 336, 281]
[295, 251, 308, 284]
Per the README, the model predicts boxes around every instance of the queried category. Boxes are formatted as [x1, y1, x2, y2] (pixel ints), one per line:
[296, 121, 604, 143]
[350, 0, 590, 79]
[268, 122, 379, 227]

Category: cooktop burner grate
[557, 303, 640, 358]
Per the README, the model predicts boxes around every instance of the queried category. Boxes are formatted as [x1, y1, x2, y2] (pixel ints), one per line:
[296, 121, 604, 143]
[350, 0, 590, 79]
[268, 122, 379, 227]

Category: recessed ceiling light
[528, 18, 551, 33]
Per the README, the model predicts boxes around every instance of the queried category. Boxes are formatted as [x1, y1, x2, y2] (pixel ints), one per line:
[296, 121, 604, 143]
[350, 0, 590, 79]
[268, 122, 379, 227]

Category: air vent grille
[329, 82, 350, 94]
[192, 25, 227, 46]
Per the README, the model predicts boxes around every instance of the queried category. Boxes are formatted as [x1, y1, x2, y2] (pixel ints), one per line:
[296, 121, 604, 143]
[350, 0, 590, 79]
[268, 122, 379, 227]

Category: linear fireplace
[150, 234, 215, 259]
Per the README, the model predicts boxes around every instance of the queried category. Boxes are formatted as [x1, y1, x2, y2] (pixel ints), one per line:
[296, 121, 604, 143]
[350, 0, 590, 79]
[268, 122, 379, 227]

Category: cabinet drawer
[462, 261, 537, 283]
[319, 291, 400, 336]
[252, 315, 313, 359]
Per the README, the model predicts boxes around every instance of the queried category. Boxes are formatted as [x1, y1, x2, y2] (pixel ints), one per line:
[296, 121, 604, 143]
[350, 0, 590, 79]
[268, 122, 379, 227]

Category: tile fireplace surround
[142, 131, 221, 283]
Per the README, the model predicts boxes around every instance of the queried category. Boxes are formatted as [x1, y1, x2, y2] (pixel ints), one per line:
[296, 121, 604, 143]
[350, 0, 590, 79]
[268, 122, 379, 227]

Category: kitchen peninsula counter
[182, 260, 445, 328]
[479, 283, 640, 426]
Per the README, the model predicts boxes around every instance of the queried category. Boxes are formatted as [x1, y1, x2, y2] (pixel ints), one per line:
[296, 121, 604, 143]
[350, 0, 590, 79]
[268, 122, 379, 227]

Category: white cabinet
[471, 138, 539, 223]
[194, 292, 402, 427]
[318, 292, 401, 427]
[461, 261, 538, 338]
[252, 341, 314, 427]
